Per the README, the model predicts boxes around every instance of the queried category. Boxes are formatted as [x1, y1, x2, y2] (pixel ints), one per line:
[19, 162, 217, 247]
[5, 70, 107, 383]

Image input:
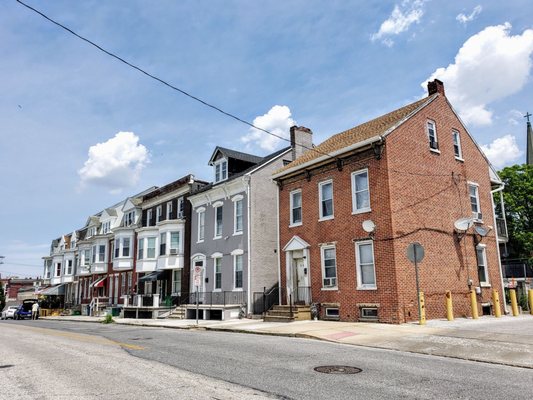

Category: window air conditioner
[472, 211, 483, 221]
[323, 277, 336, 287]
[169, 248, 178, 255]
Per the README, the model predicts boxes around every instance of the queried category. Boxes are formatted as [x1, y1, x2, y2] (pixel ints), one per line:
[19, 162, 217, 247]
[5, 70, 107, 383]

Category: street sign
[193, 265, 203, 287]
[406, 242, 425, 264]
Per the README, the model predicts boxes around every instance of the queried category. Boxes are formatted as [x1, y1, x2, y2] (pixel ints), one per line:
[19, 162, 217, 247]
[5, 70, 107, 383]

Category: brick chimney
[290, 125, 313, 161]
[427, 79, 445, 97]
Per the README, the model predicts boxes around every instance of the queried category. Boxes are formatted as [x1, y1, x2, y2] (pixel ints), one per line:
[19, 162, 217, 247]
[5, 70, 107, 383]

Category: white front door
[293, 257, 309, 304]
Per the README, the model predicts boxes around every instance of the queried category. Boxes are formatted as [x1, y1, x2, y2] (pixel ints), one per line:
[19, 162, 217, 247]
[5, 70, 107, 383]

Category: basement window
[360, 307, 378, 321]
[325, 308, 340, 319]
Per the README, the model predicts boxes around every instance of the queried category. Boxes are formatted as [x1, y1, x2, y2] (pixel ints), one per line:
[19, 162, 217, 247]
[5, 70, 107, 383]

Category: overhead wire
[15, 0, 339, 162]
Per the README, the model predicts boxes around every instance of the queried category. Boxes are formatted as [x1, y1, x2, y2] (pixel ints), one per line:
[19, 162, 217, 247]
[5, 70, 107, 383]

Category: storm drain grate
[314, 366, 362, 374]
[0, 365, 14, 369]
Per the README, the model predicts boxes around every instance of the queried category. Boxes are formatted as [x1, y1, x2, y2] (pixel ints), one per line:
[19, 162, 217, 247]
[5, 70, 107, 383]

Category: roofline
[273, 95, 438, 179]
[246, 148, 291, 176]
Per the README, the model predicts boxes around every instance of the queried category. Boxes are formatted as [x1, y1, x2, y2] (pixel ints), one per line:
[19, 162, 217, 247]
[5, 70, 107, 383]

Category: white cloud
[456, 5, 482, 25]
[508, 109, 524, 126]
[371, 0, 425, 46]
[423, 23, 533, 126]
[481, 135, 523, 168]
[241, 105, 296, 152]
[78, 132, 149, 194]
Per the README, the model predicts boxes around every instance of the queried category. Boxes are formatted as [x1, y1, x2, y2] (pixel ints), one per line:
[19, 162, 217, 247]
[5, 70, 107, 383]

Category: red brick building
[273, 80, 505, 323]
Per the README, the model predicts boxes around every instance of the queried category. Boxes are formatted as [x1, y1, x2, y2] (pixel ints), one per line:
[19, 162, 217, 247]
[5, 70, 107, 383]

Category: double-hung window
[114, 239, 120, 258]
[290, 190, 302, 226]
[170, 232, 180, 254]
[147, 209, 153, 226]
[178, 197, 185, 219]
[427, 120, 439, 151]
[234, 198, 243, 234]
[55, 262, 61, 277]
[234, 254, 243, 289]
[98, 245, 106, 262]
[321, 246, 337, 288]
[351, 169, 370, 213]
[476, 245, 489, 285]
[67, 260, 73, 275]
[160, 232, 167, 256]
[197, 209, 205, 242]
[122, 238, 130, 257]
[137, 238, 144, 260]
[214, 257, 222, 290]
[147, 237, 156, 258]
[469, 182, 481, 220]
[84, 249, 91, 266]
[356, 241, 377, 289]
[92, 245, 97, 263]
[452, 130, 463, 159]
[214, 205, 223, 238]
[167, 201, 173, 220]
[319, 180, 334, 220]
[156, 206, 163, 223]
[215, 159, 228, 183]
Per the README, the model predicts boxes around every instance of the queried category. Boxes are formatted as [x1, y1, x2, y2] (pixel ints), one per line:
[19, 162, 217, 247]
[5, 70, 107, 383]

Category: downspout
[276, 182, 282, 306]
[490, 183, 508, 313]
[244, 174, 252, 316]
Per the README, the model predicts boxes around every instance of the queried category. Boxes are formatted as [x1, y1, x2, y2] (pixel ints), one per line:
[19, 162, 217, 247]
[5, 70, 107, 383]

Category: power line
[16, 0, 337, 161]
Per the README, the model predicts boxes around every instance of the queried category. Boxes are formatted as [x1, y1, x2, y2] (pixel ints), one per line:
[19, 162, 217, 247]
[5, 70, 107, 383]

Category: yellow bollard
[529, 289, 533, 315]
[445, 290, 454, 321]
[492, 290, 501, 318]
[470, 289, 479, 319]
[419, 291, 426, 325]
[510, 289, 519, 316]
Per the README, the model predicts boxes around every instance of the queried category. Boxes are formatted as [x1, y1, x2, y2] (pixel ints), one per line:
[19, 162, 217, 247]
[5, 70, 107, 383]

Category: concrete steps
[264, 305, 311, 322]
[168, 306, 186, 319]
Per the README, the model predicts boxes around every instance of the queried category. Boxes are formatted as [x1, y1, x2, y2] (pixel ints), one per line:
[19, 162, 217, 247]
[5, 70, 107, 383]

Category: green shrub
[102, 314, 114, 324]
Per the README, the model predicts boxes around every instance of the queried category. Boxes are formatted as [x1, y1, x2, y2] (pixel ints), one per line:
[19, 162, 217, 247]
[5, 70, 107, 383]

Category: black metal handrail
[253, 286, 280, 315]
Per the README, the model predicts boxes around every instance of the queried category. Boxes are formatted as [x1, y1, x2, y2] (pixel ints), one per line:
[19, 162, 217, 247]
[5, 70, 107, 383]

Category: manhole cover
[0, 365, 14, 369]
[314, 366, 362, 374]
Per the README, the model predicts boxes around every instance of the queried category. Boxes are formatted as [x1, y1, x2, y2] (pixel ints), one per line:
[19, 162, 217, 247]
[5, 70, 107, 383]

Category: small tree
[498, 164, 533, 260]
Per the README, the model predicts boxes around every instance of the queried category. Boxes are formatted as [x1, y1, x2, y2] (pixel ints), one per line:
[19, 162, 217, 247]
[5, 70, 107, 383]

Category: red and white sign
[193, 266, 203, 287]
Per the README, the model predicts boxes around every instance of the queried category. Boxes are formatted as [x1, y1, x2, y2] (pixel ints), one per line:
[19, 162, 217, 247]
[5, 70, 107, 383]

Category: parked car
[14, 299, 39, 320]
[1, 305, 19, 320]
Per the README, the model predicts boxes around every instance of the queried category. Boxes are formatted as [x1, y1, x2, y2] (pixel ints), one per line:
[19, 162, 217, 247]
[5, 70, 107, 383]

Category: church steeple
[526, 112, 533, 165]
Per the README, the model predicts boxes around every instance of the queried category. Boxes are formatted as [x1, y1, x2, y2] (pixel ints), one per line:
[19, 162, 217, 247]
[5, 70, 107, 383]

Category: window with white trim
[356, 241, 376, 289]
[214, 159, 228, 183]
[147, 237, 156, 258]
[172, 269, 182, 294]
[83, 249, 91, 266]
[321, 245, 337, 288]
[156, 205, 163, 223]
[452, 130, 462, 159]
[137, 238, 144, 260]
[476, 245, 489, 285]
[234, 254, 243, 289]
[55, 262, 61, 277]
[234, 199, 243, 234]
[122, 238, 130, 257]
[170, 232, 180, 254]
[177, 197, 185, 219]
[147, 209, 153, 226]
[319, 180, 334, 220]
[160, 232, 167, 256]
[290, 190, 302, 225]
[114, 238, 120, 258]
[427, 120, 439, 150]
[66, 259, 73, 275]
[98, 245, 106, 263]
[469, 182, 481, 220]
[197, 209, 205, 242]
[214, 205, 223, 238]
[167, 201, 173, 220]
[124, 210, 135, 226]
[351, 169, 370, 213]
[214, 257, 222, 290]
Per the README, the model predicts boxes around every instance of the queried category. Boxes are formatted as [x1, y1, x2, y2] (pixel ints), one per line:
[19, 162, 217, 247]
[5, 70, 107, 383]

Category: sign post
[193, 265, 203, 326]
[406, 242, 425, 325]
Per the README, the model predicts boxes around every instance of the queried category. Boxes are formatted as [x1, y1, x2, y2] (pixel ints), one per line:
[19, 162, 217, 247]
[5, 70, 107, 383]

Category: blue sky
[1, 0, 532, 278]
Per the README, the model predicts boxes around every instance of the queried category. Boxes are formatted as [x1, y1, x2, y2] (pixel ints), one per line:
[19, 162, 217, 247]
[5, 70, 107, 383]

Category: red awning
[91, 277, 106, 288]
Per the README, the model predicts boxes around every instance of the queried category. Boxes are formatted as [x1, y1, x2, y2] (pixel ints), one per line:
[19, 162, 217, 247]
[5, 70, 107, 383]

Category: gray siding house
[188, 145, 295, 318]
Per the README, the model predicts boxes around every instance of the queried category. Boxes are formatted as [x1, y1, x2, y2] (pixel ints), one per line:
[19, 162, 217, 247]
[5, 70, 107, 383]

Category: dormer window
[101, 221, 111, 234]
[125, 210, 135, 227]
[214, 159, 228, 183]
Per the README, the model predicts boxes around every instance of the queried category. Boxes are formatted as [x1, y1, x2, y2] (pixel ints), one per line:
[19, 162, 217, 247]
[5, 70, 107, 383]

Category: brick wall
[277, 94, 503, 323]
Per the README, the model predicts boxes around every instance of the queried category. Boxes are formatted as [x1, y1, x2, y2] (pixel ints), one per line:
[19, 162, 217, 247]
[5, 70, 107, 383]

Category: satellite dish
[454, 217, 473, 232]
[474, 225, 490, 237]
[362, 220, 376, 233]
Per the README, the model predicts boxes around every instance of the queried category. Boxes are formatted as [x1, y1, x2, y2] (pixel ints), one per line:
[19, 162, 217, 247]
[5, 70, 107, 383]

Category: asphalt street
[2, 319, 532, 400]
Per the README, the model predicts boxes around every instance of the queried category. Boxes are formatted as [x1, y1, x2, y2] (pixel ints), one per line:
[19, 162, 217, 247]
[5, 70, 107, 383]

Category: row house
[131, 175, 207, 313]
[187, 146, 294, 319]
[273, 80, 506, 323]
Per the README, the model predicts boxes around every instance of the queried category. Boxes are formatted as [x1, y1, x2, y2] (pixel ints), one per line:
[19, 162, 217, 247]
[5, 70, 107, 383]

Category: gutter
[243, 174, 252, 316]
[490, 183, 508, 314]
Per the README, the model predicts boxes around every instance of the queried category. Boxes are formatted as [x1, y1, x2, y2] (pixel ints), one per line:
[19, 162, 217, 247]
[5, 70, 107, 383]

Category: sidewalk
[43, 314, 533, 369]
